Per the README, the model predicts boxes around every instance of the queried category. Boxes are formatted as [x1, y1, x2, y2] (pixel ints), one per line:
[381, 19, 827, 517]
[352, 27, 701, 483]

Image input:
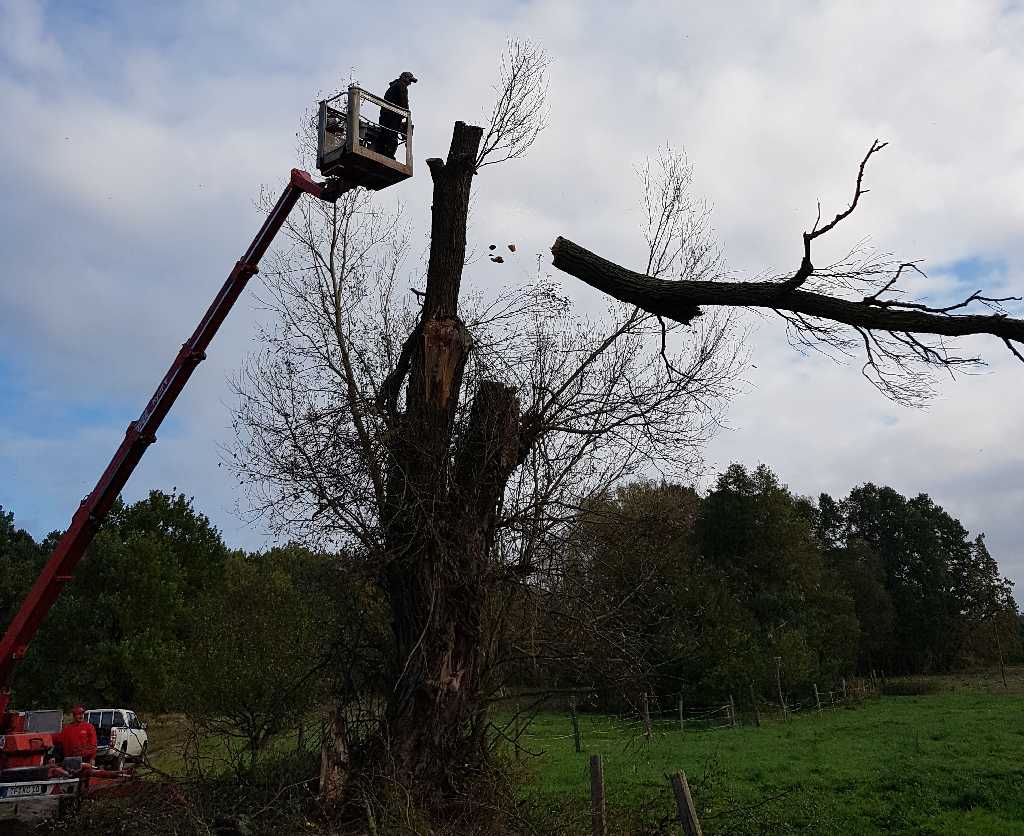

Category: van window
[113, 711, 126, 727]
[101, 710, 113, 729]
[128, 712, 143, 730]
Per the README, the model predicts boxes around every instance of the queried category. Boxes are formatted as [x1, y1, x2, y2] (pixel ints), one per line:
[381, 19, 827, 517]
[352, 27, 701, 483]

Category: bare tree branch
[476, 39, 551, 169]
[775, 140, 888, 296]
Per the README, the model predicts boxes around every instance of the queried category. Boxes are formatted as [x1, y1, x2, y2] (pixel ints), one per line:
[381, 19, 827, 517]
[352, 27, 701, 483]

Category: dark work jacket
[380, 80, 408, 132]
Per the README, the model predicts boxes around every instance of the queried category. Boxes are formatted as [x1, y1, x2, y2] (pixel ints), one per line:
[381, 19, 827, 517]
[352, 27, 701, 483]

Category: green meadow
[517, 677, 1024, 834]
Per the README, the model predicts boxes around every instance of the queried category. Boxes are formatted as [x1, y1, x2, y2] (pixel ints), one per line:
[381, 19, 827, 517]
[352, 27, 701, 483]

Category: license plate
[0, 783, 45, 800]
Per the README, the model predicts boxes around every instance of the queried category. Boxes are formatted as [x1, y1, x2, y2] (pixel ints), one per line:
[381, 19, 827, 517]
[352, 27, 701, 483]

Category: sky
[1, 1, 1022, 588]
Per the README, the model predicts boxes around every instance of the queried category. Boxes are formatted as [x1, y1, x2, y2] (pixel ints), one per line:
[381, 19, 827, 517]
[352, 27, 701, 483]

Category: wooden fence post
[775, 657, 788, 721]
[590, 754, 607, 836]
[641, 692, 652, 741]
[813, 684, 822, 714]
[728, 694, 738, 728]
[841, 677, 847, 701]
[678, 693, 685, 733]
[669, 769, 703, 836]
[749, 681, 761, 728]
[514, 701, 522, 761]
[991, 631, 1007, 688]
[570, 695, 582, 753]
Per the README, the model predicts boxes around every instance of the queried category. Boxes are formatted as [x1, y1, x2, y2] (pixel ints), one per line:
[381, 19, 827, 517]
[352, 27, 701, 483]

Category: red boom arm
[0, 170, 326, 719]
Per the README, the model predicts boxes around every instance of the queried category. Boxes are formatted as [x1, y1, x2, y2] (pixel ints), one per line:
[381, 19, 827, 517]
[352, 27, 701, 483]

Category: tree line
[2, 463, 1015, 732]
[0, 492, 388, 770]
[513, 463, 1020, 705]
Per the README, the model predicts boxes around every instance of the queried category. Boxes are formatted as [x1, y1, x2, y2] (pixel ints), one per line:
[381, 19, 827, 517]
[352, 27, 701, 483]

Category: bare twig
[477, 39, 551, 168]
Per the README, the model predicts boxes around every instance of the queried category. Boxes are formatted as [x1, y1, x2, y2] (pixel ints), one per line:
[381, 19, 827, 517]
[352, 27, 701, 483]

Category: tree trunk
[320, 707, 350, 805]
[372, 122, 525, 793]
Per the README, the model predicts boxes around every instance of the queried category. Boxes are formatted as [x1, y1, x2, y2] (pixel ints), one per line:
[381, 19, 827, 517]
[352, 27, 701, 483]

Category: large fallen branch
[550, 141, 1024, 404]
[550, 236, 1024, 348]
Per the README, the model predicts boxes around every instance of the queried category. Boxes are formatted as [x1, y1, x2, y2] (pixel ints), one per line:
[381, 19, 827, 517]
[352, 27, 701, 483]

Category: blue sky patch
[936, 255, 1008, 284]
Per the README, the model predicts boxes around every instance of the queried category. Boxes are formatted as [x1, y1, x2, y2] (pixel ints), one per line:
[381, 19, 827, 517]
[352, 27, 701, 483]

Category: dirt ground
[1, 795, 63, 832]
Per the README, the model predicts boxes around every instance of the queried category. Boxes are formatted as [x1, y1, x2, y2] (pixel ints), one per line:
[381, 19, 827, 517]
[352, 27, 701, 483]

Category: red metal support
[0, 170, 325, 722]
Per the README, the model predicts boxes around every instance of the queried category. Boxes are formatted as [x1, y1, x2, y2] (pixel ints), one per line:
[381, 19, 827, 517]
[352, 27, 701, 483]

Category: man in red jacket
[60, 705, 97, 763]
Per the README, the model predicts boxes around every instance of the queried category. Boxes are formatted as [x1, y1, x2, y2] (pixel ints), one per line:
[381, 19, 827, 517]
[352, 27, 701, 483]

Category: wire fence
[491, 673, 884, 761]
[491, 675, 884, 835]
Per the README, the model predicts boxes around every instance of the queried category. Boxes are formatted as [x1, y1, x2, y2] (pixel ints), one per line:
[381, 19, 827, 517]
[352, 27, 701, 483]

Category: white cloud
[0, 0, 65, 74]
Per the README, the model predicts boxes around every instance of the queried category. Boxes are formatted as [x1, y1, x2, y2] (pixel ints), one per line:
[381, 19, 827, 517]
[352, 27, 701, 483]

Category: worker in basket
[60, 704, 97, 764]
[376, 71, 416, 159]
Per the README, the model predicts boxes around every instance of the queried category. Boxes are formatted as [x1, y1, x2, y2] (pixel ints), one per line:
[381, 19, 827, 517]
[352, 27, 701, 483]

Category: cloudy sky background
[1, 1, 1022, 588]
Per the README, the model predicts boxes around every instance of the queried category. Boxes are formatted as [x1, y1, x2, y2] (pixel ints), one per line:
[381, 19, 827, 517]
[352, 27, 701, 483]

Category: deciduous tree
[229, 42, 740, 813]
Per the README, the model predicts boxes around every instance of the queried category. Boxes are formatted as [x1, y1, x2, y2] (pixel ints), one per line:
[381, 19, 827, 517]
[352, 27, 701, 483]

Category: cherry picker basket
[317, 85, 413, 190]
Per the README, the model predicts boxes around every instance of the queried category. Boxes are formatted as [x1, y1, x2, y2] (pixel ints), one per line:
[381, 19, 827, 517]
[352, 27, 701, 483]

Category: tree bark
[319, 707, 350, 805]
[374, 121, 525, 792]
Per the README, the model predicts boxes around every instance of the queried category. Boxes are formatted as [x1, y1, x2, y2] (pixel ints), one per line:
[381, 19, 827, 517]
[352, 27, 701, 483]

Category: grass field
[516, 675, 1024, 834]
[133, 672, 1024, 834]
[144, 713, 319, 778]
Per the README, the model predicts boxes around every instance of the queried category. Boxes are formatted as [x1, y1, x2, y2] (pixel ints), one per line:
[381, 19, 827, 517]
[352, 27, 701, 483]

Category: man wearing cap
[60, 705, 97, 764]
[376, 71, 416, 159]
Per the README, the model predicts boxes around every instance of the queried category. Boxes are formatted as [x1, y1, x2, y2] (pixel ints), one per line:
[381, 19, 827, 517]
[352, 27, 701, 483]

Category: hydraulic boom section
[0, 169, 329, 724]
